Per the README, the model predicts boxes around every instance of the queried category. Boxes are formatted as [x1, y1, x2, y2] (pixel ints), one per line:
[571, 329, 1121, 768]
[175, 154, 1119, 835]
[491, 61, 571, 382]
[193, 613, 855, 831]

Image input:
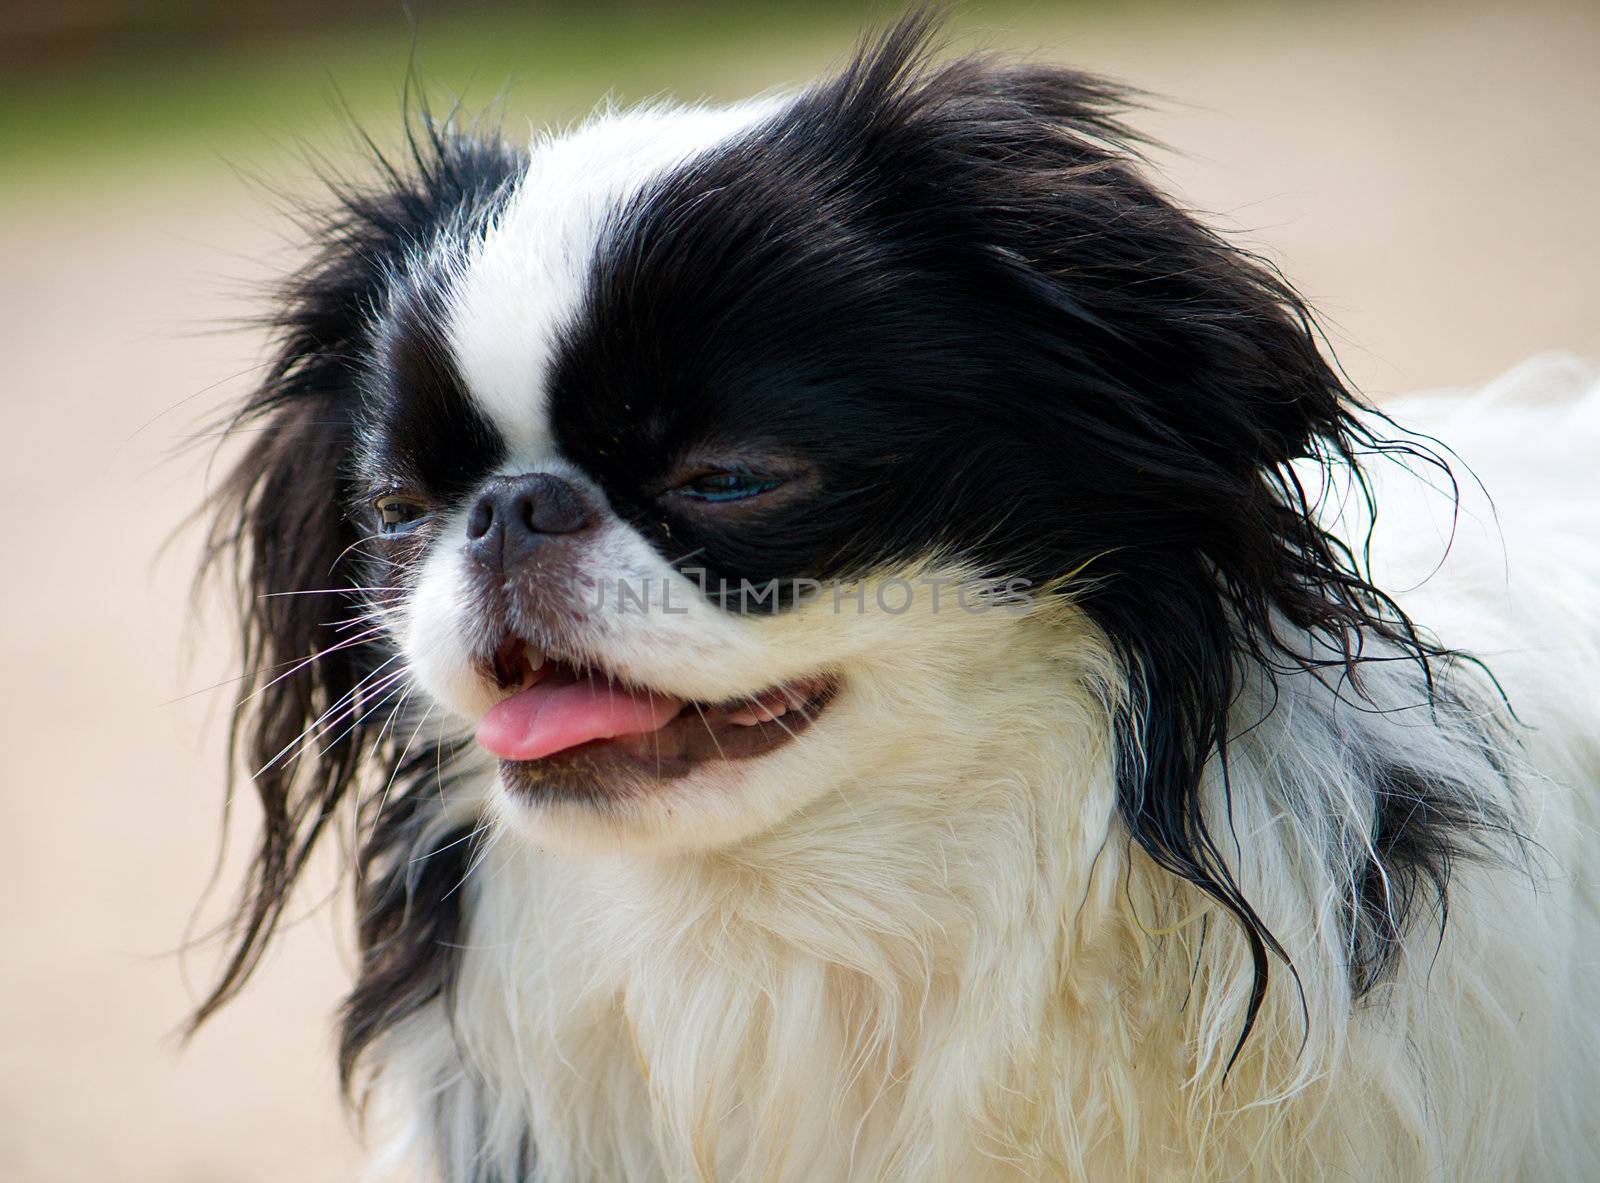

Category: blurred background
[2, 1, 1596, 1178]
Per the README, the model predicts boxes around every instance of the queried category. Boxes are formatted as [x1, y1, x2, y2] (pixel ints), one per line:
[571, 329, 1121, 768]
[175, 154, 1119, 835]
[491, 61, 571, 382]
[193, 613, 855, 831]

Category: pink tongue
[476, 670, 685, 761]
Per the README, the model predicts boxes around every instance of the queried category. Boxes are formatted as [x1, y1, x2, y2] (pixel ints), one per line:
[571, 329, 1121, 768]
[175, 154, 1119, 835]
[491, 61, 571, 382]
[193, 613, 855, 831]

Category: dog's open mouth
[474, 637, 837, 785]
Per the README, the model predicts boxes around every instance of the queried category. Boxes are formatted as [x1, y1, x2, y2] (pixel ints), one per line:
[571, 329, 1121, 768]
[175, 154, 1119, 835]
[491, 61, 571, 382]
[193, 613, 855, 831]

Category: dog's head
[200, 16, 1436, 1055]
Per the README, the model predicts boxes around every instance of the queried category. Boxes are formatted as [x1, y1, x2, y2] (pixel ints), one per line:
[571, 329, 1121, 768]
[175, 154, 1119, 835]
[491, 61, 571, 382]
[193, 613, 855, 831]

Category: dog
[195, 15, 1600, 1180]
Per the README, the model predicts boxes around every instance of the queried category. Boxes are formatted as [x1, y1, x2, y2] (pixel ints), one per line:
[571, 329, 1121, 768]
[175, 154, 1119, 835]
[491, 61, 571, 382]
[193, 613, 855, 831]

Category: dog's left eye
[373, 494, 429, 535]
[672, 471, 783, 503]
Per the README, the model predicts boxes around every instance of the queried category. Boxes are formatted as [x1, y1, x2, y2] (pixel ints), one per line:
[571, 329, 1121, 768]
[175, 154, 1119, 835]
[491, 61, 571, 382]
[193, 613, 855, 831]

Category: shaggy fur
[196, 17, 1600, 1181]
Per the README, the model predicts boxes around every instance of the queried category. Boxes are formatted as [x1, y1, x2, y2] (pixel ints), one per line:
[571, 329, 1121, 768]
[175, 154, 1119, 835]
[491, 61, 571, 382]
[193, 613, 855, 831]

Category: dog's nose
[465, 473, 597, 570]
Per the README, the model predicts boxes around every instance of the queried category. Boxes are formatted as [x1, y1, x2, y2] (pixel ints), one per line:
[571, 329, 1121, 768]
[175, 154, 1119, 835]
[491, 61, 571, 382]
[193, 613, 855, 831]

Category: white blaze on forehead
[445, 101, 779, 464]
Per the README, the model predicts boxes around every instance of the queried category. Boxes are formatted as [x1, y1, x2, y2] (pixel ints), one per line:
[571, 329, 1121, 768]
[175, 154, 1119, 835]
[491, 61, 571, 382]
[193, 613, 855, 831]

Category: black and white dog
[197, 16, 1600, 1180]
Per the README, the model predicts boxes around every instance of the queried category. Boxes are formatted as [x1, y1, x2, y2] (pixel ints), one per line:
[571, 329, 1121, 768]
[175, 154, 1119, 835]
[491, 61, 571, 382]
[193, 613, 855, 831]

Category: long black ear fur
[190, 118, 522, 1040]
[808, 13, 1512, 1063]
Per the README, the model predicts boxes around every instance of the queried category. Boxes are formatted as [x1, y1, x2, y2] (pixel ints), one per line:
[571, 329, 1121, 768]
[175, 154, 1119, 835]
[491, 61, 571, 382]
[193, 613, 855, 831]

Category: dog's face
[217, 26, 1374, 891]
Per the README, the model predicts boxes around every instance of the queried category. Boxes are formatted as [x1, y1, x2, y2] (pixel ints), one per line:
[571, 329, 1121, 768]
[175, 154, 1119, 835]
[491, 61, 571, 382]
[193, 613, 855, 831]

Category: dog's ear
[933, 56, 1471, 1046]
[190, 241, 397, 1032]
[826, 17, 1466, 1059]
[193, 388, 372, 1029]
[190, 119, 524, 1031]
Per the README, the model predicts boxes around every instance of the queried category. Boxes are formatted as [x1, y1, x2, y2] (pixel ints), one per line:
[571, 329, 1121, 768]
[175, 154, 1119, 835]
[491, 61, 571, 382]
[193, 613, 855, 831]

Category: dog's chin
[476, 664, 844, 856]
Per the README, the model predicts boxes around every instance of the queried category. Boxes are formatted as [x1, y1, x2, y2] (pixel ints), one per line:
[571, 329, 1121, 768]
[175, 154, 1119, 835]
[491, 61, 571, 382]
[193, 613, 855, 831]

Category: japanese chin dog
[193, 14, 1600, 1181]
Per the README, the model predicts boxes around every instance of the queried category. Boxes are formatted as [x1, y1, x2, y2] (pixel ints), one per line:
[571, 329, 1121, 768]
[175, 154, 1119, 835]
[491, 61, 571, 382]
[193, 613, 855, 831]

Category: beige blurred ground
[1, 2, 1596, 1179]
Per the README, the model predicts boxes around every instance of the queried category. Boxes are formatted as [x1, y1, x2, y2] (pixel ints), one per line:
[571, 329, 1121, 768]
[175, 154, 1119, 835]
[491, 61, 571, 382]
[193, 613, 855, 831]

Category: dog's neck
[375, 643, 1159, 1179]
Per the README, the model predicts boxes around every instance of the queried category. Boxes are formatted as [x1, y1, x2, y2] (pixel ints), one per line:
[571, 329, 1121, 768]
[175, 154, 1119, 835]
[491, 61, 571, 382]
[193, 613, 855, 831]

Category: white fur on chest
[431, 687, 1125, 1181]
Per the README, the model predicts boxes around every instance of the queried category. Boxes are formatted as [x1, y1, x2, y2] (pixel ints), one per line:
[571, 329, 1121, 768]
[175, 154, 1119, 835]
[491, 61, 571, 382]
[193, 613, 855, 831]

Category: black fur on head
[195, 12, 1510, 1091]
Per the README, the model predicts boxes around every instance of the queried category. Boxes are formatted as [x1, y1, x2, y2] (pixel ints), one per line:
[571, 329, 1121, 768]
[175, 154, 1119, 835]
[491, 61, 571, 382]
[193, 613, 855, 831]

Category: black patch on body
[1349, 706, 1520, 997]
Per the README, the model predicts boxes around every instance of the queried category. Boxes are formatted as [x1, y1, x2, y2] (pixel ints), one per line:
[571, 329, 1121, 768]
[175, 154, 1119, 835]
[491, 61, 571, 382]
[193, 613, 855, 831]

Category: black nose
[465, 473, 597, 570]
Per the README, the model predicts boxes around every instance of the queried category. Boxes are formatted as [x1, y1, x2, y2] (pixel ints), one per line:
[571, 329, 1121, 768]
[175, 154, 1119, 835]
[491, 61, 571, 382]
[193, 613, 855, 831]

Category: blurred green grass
[0, 1, 1139, 187]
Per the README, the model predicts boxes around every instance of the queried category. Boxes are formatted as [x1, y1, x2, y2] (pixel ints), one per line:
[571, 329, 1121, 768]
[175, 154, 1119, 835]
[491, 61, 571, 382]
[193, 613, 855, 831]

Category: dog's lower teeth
[726, 698, 788, 725]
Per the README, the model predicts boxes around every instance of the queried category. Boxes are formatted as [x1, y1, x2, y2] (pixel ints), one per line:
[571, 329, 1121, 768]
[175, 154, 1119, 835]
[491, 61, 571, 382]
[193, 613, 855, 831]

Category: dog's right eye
[373, 494, 429, 536]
